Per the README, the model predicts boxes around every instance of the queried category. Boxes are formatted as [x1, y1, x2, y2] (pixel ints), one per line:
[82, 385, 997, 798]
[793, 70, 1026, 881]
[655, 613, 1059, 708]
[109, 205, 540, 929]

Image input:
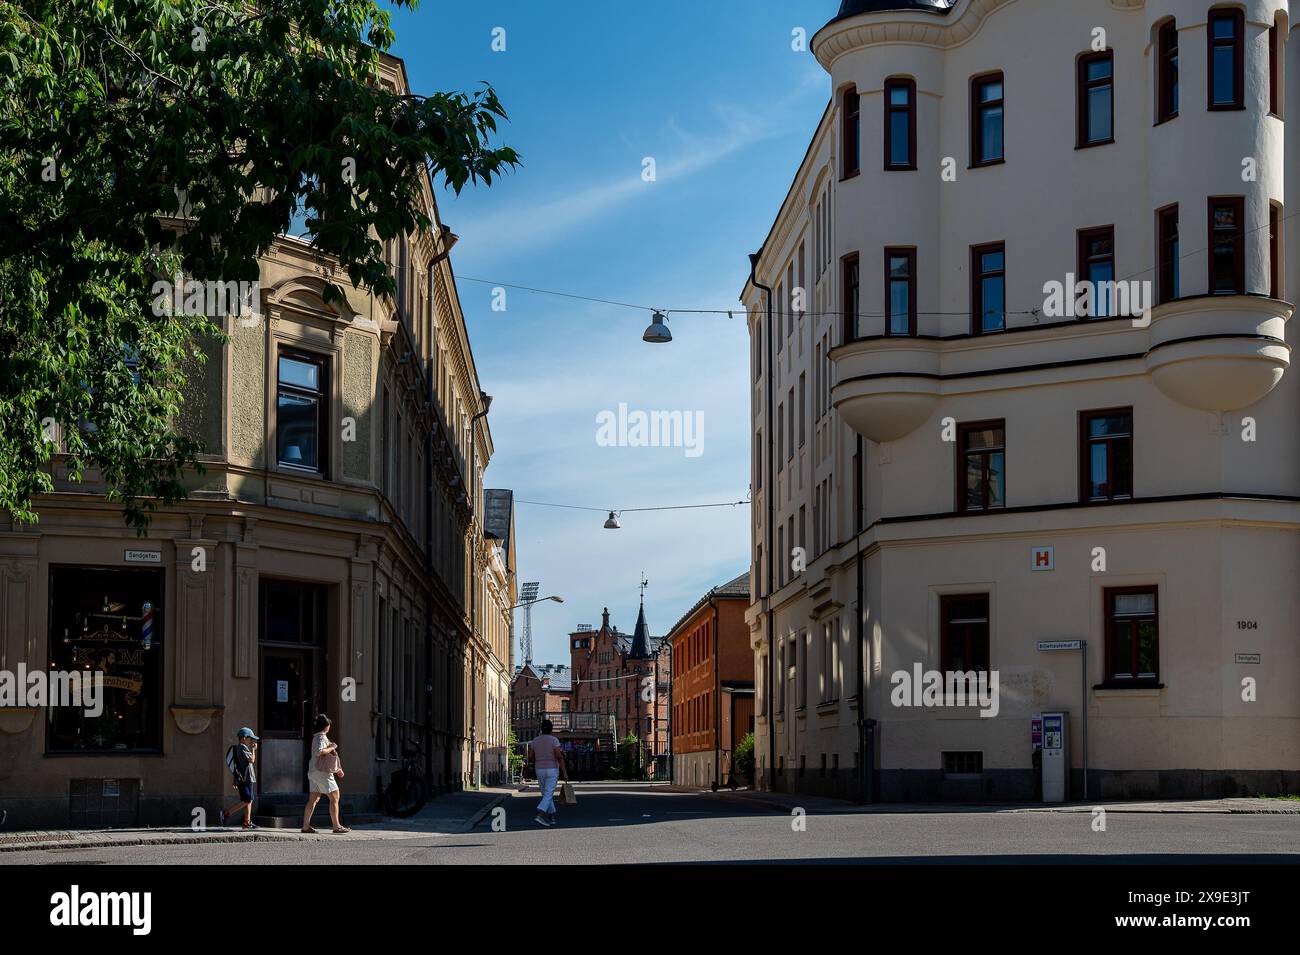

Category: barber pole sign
[141, 602, 154, 649]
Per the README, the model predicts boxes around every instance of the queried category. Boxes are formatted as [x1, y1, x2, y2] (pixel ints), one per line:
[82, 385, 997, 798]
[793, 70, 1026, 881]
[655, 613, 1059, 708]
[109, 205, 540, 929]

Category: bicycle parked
[382, 741, 429, 818]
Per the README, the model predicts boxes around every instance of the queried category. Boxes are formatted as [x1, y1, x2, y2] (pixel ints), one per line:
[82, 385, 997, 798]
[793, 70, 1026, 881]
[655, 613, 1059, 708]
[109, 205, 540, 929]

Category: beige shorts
[308, 770, 339, 795]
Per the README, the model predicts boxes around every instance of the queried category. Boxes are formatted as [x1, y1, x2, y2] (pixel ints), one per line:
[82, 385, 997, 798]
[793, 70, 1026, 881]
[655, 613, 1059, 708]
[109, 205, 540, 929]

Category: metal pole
[1082, 640, 1088, 801]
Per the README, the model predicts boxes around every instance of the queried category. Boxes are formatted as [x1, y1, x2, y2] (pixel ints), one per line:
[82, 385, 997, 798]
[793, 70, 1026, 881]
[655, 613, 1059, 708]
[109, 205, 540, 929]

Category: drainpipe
[855, 433, 870, 803]
[748, 250, 775, 792]
[708, 590, 720, 791]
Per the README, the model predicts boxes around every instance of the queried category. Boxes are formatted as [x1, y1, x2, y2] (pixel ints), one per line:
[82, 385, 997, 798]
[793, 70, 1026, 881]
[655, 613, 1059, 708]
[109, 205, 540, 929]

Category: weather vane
[639, 573, 648, 603]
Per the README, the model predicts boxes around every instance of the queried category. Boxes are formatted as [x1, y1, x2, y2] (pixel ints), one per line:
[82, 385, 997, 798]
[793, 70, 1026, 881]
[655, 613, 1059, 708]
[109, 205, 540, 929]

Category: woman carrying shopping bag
[302, 713, 351, 834]
[528, 719, 569, 828]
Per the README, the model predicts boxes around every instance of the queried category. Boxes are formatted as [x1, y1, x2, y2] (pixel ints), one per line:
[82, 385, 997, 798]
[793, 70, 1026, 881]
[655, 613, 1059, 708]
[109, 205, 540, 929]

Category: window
[796, 629, 807, 709]
[1207, 8, 1244, 110]
[798, 373, 806, 447]
[957, 420, 1005, 512]
[1080, 408, 1133, 502]
[885, 247, 917, 336]
[776, 404, 784, 472]
[755, 429, 762, 489]
[1157, 205, 1180, 304]
[884, 77, 917, 170]
[276, 348, 328, 473]
[943, 751, 984, 776]
[1077, 226, 1116, 317]
[787, 387, 794, 461]
[820, 619, 839, 703]
[1269, 20, 1281, 116]
[970, 72, 1005, 166]
[1077, 51, 1114, 146]
[1104, 587, 1159, 684]
[46, 567, 165, 753]
[1270, 203, 1282, 299]
[842, 253, 860, 343]
[971, 243, 1006, 334]
[940, 595, 990, 674]
[842, 86, 860, 177]
[1156, 20, 1179, 123]
[1208, 196, 1245, 294]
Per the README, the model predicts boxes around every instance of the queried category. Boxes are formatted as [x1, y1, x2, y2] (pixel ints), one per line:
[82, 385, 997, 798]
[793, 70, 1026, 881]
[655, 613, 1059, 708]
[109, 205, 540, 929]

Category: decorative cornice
[813, 0, 1022, 70]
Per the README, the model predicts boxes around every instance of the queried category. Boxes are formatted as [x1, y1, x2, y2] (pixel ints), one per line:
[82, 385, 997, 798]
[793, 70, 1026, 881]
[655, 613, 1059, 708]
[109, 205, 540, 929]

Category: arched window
[1156, 19, 1178, 123]
[841, 86, 860, 178]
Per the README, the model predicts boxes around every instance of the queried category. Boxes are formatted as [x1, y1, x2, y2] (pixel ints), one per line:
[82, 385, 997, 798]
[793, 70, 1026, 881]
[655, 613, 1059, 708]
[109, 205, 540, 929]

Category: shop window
[47, 566, 163, 753]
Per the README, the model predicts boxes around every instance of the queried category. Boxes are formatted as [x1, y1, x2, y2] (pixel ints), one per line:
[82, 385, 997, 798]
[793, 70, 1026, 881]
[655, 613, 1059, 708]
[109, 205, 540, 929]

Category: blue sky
[388, 2, 836, 663]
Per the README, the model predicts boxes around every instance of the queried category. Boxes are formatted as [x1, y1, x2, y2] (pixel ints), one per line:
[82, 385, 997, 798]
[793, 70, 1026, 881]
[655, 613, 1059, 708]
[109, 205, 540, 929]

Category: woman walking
[529, 719, 569, 828]
[302, 714, 350, 834]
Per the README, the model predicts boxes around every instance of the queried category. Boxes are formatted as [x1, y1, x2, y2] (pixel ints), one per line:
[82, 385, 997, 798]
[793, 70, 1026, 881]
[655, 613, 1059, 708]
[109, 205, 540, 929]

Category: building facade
[744, 0, 1297, 801]
[568, 605, 671, 752]
[510, 662, 573, 742]
[0, 53, 505, 826]
[479, 489, 516, 786]
[667, 573, 754, 789]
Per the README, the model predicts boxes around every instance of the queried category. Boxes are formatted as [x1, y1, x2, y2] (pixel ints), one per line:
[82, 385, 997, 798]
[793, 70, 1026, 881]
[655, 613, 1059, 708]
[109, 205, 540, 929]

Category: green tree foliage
[613, 732, 641, 781]
[731, 731, 755, 785]
[0, 0, 518, 530]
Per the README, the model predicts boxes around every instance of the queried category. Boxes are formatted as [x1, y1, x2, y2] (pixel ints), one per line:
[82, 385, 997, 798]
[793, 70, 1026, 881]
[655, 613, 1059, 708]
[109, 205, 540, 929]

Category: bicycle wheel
[384, 771, 428, 818]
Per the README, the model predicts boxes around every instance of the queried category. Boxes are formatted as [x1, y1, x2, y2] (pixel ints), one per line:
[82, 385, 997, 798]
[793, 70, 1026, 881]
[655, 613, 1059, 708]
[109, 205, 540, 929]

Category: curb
[453, 792, 509, 834]
[708, 791, 1300, 816]
[0, 830, 295, 854]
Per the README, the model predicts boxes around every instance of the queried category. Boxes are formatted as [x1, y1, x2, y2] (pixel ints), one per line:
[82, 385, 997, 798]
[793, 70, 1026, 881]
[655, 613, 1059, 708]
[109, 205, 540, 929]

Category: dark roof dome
[829, 0, 955, 25]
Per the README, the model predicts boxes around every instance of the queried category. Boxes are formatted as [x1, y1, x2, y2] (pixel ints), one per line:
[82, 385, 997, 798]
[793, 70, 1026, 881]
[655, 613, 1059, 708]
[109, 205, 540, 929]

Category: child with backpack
[220, 727, 260, 829]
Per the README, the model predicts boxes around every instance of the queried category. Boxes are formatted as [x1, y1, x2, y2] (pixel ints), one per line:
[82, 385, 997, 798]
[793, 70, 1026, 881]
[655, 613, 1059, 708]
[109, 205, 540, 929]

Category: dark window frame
[955, 419, 1006, 513]
[276, 345, 330, 476]
[1207, 195, 1246, 295]
[1076, 225, 1116, 319]
[1078, 407, 1134, 503]
[884, 246, 918, 336]
[1156, 204, 1180, 305]
[841, 85, 861, 179]
[884, 77, 918, 171]
[939, 593, 991, 675]
[1102, 585, 1161, 686]
[970, 71, 1006, 167]
[970, 242, 1006, 335]
[1207, 7, 1245, 111]
[1156, 19, 1179, 124]
[1268, 20, 1281, 117]
[1270, 203, 1282, 299]
[841, 252, 860, 344]
[1077, 50, 1115, 148]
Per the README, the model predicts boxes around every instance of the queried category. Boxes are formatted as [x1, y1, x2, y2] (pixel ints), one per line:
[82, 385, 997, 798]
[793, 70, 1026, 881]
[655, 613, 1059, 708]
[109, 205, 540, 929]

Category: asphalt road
[4, 787, 1298, 865]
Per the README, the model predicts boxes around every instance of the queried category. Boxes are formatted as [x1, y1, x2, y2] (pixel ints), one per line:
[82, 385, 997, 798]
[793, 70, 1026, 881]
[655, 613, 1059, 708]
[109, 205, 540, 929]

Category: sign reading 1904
[1235, 620, 1258, 630]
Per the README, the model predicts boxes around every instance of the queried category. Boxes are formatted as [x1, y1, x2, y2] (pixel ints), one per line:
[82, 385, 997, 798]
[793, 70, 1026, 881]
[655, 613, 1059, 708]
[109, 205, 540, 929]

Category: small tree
[612, 732, 640, 781]
[732, 732, 755, 786]
[507, 730, 524, 777]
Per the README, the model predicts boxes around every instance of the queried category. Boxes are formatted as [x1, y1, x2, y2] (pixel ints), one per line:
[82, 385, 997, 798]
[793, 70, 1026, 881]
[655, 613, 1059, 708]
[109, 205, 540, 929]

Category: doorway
[258, 580, 327, 795]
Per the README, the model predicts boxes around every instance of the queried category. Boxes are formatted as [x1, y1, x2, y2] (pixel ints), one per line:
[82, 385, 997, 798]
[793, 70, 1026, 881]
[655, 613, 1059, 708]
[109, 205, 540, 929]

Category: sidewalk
[706, 788, 1300, 816]
[0, 787, 509, 854]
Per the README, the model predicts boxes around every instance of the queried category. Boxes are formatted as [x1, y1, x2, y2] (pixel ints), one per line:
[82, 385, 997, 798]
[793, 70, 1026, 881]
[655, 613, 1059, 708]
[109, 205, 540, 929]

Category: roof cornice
[812, 0, 1023, 71]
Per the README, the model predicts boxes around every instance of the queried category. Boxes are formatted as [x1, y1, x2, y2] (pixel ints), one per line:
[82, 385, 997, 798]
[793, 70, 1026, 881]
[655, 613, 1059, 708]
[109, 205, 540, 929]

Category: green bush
[613, 732, 641, 780]
[732, 732, 755, 785]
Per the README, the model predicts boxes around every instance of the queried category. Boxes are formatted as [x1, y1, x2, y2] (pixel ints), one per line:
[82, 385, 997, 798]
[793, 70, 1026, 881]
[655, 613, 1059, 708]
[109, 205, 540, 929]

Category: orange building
[667, 573, 753, 788]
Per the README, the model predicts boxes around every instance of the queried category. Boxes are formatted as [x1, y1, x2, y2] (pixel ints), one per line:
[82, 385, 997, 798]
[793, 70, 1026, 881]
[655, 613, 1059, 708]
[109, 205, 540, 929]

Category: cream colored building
[478, 488, 517, 785]
[0, 53, 505, 826]
[744, 0, 1297, 801]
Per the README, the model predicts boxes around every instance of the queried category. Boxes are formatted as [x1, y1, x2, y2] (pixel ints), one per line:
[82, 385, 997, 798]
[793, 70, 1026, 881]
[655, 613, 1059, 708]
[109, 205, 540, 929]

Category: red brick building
[667, 573, 753, 788]
[510, 663, 572, 743]
[568, 605, 670, 754]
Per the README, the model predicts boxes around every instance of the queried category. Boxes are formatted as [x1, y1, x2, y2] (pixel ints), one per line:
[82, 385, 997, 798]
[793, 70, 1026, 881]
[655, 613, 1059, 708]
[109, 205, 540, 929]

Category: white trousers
[536, 768, 560, 814]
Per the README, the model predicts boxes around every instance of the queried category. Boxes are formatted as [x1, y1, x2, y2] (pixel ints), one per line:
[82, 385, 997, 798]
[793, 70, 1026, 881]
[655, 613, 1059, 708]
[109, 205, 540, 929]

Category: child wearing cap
[220, 727, 260, 829]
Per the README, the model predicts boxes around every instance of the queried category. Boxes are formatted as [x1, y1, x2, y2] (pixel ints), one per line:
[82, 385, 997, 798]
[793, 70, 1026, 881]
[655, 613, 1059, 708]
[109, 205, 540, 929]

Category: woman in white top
[529, 719, 569, 828]
[303, 713, 350, 834]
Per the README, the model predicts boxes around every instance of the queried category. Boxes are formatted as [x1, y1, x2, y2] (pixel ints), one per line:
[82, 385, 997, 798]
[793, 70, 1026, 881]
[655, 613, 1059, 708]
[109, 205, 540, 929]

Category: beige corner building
[743, 0, 1297, 801]
[0, 53, 511, 826]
